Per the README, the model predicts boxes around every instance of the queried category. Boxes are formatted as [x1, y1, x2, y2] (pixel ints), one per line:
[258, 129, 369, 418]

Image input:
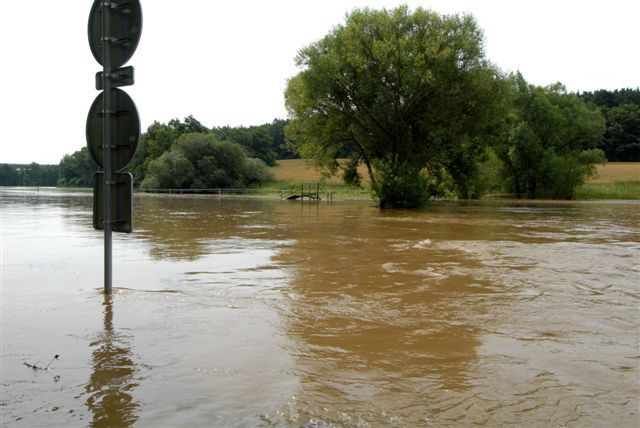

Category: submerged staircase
[281, 182, 333, 202]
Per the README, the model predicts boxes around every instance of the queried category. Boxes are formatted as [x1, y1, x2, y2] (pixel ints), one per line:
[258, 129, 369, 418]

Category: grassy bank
[269, 160, 640, 200]
[575, 163, 640, 200]
[575, 181, 640, 200]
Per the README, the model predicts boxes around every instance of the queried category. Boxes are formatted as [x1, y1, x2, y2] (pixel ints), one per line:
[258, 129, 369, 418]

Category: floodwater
[1, 188, 639, 427]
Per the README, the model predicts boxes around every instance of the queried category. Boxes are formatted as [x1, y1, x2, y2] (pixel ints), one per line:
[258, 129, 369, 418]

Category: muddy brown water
[1, 188, 638, 427]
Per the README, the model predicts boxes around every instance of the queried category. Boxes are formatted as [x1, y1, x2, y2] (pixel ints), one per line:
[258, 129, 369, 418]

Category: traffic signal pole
[102, 1, 113, 294]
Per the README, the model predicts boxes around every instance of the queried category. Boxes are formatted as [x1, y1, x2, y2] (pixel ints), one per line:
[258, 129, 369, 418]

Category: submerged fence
[136, 184, 334, 202]
[136, 188, 270, 196]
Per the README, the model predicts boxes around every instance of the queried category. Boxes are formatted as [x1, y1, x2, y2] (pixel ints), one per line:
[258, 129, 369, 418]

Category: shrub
[140, 133, 274, 189]
[373, 161, 430, 208]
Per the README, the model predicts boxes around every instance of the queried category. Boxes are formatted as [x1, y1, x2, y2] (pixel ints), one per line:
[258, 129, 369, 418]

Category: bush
[140, 133, 274, 190]
[542, 149, 605, 199]
[373, 161, 430, 208]
[242, 158, 274, 187]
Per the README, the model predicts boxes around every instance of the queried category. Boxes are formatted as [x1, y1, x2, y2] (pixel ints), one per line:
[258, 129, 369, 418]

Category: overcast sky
[1, 0, 638, 164]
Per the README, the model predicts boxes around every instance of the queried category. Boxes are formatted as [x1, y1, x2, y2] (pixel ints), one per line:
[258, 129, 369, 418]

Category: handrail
[281, 182, 333, 202]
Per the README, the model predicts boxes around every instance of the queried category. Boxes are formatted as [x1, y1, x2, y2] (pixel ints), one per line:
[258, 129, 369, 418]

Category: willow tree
[285, 6, 508, 207]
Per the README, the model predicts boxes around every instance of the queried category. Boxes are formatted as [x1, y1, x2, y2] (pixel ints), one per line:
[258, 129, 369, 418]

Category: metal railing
[280, 182, 333, 202]
[135, 188, 274, 196]
[135, 184, 334, 202]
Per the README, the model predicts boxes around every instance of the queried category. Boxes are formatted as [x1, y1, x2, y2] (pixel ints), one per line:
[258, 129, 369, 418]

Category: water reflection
[85, 294, 139, 427]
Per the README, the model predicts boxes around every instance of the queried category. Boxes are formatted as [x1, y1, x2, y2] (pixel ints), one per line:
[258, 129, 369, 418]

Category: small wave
[413, 239, 432, 249]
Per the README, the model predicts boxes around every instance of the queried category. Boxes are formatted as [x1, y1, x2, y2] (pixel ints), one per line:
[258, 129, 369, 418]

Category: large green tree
[285, 5, 508, 207]
[497, 74, 606, 199]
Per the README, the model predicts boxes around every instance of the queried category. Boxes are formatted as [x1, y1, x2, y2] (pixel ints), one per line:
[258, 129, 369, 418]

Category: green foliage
[142, 150, 195, 189]
[575, 181, 640, 200]
[372, 161, 430, 208]
[511, 76, 605, 153]
[542, 149, 606, 199]
[214, 126, 277, 166]
[130, 116, 207, 185]
[475, 149, 504, 196]
[579, 88, 640, 161]
[58, 147, 95, 187]
[285, 5, 508, 207]
[579, 88, 640, 109]
[140, 133, 273, 189]
[57, 115, 287, 190]
[132, 117, 293, 186]
[497, 74, 606, 199]
[266, 119, 298, 160]
[602, 104, 640, 161]
[0, 163, 58, 186]
[242, 158, 275, 187]
[181, 136, 246, 188]
[342, 157, 363, 187]
[0, 164, 19, 185]
[212, 119, 298, 166]
[440, 143, 492, 199]
[168, 115, 208, 134]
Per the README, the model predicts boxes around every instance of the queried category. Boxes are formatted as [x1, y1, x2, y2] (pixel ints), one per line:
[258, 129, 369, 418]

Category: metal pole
[102, 2, 113, 294]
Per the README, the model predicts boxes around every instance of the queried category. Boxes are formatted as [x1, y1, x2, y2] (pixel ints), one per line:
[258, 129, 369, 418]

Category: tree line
[7, 117, 290, 189]
[1, 87, 636, 192]
[2, 5, 638, 204]
[0, 163, 59, 186]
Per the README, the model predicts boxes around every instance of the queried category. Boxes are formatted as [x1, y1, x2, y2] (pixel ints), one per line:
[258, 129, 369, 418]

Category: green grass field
[575, 181, 640, 200]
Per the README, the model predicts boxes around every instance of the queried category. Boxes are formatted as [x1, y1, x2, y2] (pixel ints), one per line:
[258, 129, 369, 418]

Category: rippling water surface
[1, 188, 639, 426]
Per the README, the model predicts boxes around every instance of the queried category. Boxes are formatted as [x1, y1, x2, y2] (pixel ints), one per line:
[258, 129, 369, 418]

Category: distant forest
[0, 88, 638, 188]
